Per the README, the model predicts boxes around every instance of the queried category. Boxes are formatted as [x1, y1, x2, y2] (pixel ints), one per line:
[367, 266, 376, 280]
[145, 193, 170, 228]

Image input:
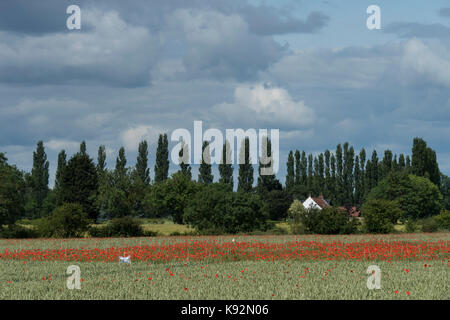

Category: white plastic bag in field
[119, 255, 131, 264]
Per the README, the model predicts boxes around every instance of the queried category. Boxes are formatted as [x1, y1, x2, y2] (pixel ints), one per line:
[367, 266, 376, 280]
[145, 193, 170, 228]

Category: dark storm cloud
[171, 8, 286, 81]
[84, 0, 329, 35]
[0, 0, 329, 86]
[0, 8, 163, 87]
[384, 22, 450, 38]
[241, 6, 330, 36]
[439, 7, 450, 17]
[1, 0, 450, 180]
[0, 0, 69, 34]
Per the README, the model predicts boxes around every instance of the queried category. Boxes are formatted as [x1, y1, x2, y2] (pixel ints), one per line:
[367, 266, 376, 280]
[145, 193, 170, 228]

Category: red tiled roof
[312, 197, 330, 209]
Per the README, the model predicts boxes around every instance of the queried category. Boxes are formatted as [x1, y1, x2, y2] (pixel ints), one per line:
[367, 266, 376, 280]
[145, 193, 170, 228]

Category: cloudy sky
[1, 0, 450, 186]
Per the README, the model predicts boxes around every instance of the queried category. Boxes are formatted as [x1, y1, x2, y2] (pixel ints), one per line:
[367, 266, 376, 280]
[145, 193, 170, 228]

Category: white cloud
[213, 83, 315, 127]
[120, 125, 162, 151]
[401, 38, 450, 87]
[168, 9, 285, 80]
[0, 9, 162, 86]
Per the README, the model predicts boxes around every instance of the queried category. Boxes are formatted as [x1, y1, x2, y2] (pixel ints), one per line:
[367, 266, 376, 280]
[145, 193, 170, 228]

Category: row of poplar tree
[11, 134, 449, 222]
[20, 134, 269, 221]
[285, 138, 443, 206]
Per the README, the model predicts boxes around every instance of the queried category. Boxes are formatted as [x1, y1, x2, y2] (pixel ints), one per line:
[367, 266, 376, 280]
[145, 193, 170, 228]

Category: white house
[302, 194, 330, 210]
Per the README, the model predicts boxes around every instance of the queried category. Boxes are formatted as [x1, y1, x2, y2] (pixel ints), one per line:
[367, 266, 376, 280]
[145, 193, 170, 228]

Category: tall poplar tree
[136, 140, 150, 185]
[398, 154, 406, 170]
[301, 151, 307, 187]
[343, 144, 354, 205]
[54, 150, 67, 193]
[412, 138, 440, 186]
[335, 144, 344, 205]
[370, 150, 379, 188]
[294, 150, 301, 185]
[317, 153, 325, 194]
[285, 151, 295, 190]
[31, 141, 49, 216]
[178, 140, 192, 179]
[115, 147, 127, 177]
[412, 137, 427, 177]
[257, 137, 281, 194]
[354, 155, 362, 205]
[154, 133, 169, 183]
[324, 150, 331, 198]
[426, 148, 440, 186]
[198, 141, 213, 185]
[80, 141, 87, 155]
[381, 149, 393, 179]
[330, 153, 337, 204]
[97, 145, 107, 175]
[365, 159, 372, 197]
[307, 153, 313, 194]
[406, 155, 412, 173]
[218, 140, 233, 188]
[359, 148, 366, 198]
[392, 154, 399, 172]
[237, 138, 254, 192]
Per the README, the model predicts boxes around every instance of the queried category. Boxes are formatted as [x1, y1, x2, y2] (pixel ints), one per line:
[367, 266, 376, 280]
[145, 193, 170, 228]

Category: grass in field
[0, 232, 447, 251]
[141, 220, 194, 236]
[0, 233, 448, 299]
[0, 259, 447, 300]
[16, 217, 195, 237]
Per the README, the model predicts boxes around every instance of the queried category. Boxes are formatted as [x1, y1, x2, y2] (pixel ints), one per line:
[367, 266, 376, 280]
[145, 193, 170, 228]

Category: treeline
[0, 135, 281, 222]
[285, 138, 445, 207]
[0, 135, 449, 237]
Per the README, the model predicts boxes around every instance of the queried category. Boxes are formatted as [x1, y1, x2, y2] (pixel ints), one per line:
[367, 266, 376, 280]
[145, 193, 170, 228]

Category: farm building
[302, 194, 361, 217]
[302, 194, 330, 210]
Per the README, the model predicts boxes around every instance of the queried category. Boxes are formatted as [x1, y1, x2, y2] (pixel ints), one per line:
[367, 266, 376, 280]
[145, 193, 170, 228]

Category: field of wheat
[0, 233, 448, 299]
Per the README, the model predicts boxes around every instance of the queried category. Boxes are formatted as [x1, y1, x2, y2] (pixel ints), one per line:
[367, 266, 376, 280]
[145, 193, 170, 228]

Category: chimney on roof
[319, 193, 324, 199]
[308, 193, 311, 198]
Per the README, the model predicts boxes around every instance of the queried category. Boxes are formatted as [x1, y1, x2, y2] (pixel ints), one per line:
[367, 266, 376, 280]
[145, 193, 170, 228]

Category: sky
[0, 0, 449, 186]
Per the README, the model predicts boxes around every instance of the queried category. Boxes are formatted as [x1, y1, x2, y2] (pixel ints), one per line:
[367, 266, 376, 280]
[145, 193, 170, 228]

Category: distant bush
[0, 224, 39, 239]
[300, 206, 358, 235]
[405, 219, 419, 233]
[420, 217, 439, 233]
[183, 183, 269, 234]
[287, 199, 307, 234]
[169, 230, 197, 236]
[88, 225, 108, 237]
[264, 190, 292, 220]
[89, 216, 147, 237]
[107, 217, 144, 237]
[367, 171, 442, 221]
[38, 203, 92, 238]
[147, 172, 202, 223]
[434, 210, 450, 230]
[361, 199, 403, 234]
